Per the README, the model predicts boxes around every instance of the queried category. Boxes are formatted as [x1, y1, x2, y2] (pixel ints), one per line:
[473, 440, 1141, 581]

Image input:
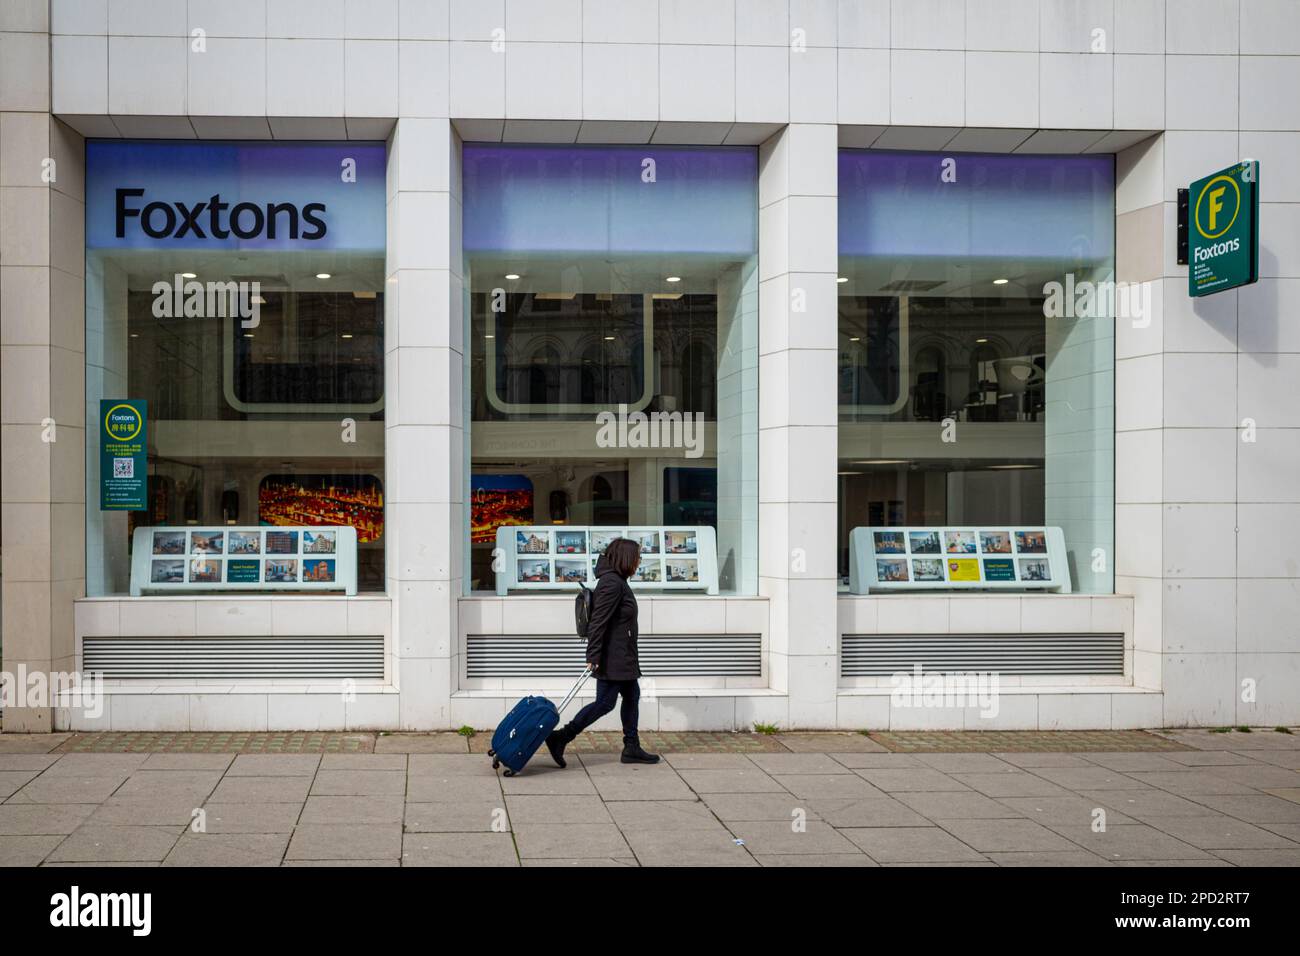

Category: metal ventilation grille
[467, 635, 761, 677]
[83, 636, 386, 680]
[841, 634, 1124, 677]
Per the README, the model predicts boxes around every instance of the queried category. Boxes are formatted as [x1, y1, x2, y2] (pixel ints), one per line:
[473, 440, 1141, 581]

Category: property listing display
[848, 526, 1071, 594]
[494, 526, 718, 595]
[129, 526, 357, 595]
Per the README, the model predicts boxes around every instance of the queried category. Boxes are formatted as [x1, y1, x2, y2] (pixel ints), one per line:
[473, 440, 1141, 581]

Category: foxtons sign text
[115, 188, 327, 241]
[85, 142, 386, 252]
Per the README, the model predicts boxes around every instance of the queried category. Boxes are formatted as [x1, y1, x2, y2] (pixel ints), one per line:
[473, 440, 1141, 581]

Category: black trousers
[562, 678, 641, 741]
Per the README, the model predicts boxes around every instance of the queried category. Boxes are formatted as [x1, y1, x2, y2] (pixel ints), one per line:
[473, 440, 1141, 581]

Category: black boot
[621, 736, 660, 764]
[545, 727, 575, 768]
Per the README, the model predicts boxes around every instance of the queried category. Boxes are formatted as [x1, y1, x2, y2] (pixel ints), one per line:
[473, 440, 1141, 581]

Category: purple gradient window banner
[839, 150, 1115, 261]
[85, 140, 386, 251]
[462, 144, 758, 256]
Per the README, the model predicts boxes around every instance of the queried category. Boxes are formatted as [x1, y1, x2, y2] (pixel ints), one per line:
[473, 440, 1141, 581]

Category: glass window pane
[837, 149, 1115, 593]
[84, 141, 387, 595]
[463, 144, 759, 595]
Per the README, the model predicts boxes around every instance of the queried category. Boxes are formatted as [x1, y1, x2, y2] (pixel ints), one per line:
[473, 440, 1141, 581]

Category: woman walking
[545, 537, 660, 767]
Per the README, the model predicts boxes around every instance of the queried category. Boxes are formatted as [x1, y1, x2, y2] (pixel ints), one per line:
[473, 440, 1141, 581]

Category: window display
[463, 144, 758, 594]
[130, 525, 357, 595]
[84, 140, 387, 594]
[493, 525, 718, 595]
[837, 150, 1114, 593]
[849, 525, 1070, 594]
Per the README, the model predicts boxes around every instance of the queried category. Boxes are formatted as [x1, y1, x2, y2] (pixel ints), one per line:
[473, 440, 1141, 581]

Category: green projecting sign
[99, 399, 147, 510]
[1188, 160, 1259, 297]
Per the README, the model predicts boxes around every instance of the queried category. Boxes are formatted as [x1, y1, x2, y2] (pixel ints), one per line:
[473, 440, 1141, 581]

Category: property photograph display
[497, 525, 716, 593]
[134, 526, 356, 592]
[151, 531, 185, 555]
[858, 526, 1064, 589]
[228, 532, 261, 554]
[666, 559, 700, 582]
[877, 558, 909, 582]
[912, 558, 945, 582]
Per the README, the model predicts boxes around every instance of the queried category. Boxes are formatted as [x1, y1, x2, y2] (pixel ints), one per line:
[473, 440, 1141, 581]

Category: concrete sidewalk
[1, 730, 1297, 867]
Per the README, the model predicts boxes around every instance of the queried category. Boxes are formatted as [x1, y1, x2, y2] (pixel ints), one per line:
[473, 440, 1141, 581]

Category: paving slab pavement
[0, 729, 1294, 866]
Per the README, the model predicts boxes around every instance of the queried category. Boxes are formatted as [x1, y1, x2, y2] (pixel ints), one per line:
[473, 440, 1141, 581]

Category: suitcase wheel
[503, 769, 516, 777]
[491, 759, 500, 770]
[487, 749, 495, 757]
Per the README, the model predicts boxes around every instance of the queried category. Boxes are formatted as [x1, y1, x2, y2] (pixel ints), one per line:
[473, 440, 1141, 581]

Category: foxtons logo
[1192, 174, 1243, 267]
[1194, 174, 1241, 241]
[1194, 236, 1241, 263]
[115, 188, 327, 240]
[104, 403, 142, 441]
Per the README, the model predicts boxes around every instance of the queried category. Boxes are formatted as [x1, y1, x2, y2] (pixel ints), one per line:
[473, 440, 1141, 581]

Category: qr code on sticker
[112, 457, 134, 479]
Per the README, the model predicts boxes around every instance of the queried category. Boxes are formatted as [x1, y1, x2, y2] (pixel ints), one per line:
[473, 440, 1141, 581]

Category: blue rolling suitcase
[488, 665, 592, 776]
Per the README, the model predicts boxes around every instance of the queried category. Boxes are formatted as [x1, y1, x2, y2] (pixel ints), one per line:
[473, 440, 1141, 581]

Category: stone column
[756, 124, 839, 728]
[1, 7, 86, 731]
[385, 118, 463, 729]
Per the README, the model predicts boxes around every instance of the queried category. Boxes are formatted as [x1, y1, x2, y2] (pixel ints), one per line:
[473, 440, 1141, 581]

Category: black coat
[585, 556, 641, 680]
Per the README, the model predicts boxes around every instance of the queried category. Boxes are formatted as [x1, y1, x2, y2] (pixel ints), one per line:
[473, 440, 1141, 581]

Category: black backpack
[575, 582, 595, 637]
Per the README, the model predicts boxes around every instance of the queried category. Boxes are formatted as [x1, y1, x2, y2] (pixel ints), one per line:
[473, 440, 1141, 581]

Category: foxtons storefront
[2, 2, 1297, 734]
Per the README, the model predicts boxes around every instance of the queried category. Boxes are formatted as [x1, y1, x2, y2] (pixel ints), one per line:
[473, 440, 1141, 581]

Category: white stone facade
[2, 0, 1298, 732]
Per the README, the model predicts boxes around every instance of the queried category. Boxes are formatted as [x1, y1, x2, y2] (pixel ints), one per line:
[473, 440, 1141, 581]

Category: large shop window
[837, 150, 1115, 593]
[84, 141, 387, 594]
[463, 144, 759, 595]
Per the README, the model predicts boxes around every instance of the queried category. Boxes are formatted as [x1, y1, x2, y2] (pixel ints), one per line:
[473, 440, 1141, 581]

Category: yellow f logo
[1207, 186, 1226, 232]
[1194, 175, 1241, 239]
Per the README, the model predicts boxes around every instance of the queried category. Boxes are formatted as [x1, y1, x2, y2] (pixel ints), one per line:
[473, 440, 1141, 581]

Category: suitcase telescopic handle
[557, 663, 594, 714]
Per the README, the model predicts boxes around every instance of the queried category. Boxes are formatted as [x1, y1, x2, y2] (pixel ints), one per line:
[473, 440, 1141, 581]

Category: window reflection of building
[911, 344, 948, 422]
[836, 149, 1114, 592]
[469, 292, 737, 591]
[463, 144, 759, 597]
